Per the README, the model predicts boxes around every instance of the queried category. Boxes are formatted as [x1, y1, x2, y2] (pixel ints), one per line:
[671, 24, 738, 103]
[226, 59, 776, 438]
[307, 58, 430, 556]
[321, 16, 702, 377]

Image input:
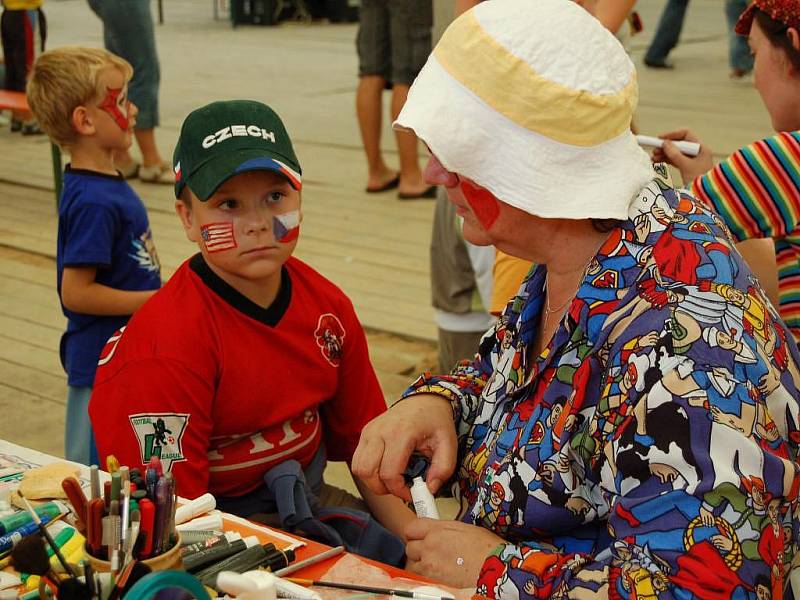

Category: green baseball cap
[173, 100, 302, 201]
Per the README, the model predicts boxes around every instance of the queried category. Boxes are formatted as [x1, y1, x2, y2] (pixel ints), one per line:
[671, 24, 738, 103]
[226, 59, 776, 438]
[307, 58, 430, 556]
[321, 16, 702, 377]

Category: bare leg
[356, 75, 397, 191]
[391, 84, 429, 196]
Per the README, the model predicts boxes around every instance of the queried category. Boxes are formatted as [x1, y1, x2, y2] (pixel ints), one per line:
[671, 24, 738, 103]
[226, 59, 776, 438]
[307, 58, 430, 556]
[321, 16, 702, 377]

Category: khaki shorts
[356, 0, 432, 86]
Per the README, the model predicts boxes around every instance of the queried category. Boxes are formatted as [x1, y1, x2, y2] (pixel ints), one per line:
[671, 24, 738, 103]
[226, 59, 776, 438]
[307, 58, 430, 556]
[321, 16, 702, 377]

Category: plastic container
[83, 533, 183, 573]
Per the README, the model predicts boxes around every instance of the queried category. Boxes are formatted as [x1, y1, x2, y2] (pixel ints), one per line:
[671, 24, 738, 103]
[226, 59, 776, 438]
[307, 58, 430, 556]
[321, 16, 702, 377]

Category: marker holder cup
[83, 533, 184, 573]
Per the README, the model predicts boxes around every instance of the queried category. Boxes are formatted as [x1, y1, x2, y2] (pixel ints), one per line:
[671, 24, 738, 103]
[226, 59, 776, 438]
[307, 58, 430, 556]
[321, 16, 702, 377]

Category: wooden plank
[0, 361, 66, 404]
[0, 334, 63, 375]
[0, 385, 65, 458]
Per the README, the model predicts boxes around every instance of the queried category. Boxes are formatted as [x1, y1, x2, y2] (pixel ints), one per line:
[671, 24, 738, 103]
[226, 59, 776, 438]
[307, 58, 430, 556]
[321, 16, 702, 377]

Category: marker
[120, 482, 131, 562]
[145, 464, 158, 501]
[90, 465, 101, 500]
[138, 498, 155, 558]
[110, 473, 121, 503]
[87, 498, 104, 556]
[109, 500, 120, 574]
[149, 456, 163, 477]
[179, 529, 227, 546]
[195, 542, 279, 586]
[636, 134, 701, 157]
[0, 502, 63, 535]
[153, 476, 170, 555]
[0, 516, 51, 553]
[183, 536, 259, 572]
[45, 527, 76, 556]
[180, 531, 240, 557]
[61, 477, 88, 529]
[106, 455, 120, 474]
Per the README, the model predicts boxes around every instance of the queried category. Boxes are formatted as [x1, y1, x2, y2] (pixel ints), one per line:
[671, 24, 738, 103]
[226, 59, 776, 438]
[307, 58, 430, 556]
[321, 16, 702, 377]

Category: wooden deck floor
[0, 0, 777, 457]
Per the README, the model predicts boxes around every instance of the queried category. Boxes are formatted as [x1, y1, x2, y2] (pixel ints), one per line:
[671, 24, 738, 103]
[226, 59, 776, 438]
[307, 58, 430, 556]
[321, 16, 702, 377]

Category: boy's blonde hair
[27, 46, 133, 148]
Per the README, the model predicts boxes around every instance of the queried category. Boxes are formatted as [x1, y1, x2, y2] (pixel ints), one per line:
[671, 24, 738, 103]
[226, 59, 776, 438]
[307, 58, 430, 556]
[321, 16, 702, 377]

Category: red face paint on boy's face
[460, 180, 500, 229]
[98, 87, 130, 130]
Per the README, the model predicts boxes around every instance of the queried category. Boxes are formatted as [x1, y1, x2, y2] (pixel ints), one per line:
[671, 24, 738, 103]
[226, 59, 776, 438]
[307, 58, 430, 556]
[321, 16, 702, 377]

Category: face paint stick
[138, 499, 155, 559]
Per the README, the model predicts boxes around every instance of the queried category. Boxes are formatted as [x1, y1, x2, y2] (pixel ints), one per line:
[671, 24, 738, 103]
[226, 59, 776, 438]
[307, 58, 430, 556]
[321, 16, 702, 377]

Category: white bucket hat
[394, 0, 655, 220]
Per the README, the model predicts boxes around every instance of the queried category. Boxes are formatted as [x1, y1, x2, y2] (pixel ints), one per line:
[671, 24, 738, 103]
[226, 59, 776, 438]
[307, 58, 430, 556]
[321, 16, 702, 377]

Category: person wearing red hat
[653, 0, 800, 342]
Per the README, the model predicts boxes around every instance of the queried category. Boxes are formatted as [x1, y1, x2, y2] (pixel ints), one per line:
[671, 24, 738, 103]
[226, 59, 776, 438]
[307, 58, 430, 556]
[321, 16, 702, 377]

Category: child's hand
[651, 128, 714, 185]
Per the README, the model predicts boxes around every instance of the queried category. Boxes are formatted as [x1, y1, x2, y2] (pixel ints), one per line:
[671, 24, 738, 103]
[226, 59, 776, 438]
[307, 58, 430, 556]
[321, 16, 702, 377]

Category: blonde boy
[28, 47, 161, 464]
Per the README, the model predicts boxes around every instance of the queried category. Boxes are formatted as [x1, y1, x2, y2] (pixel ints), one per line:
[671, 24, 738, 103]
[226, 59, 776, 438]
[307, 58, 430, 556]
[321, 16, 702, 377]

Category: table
[0, 440, 432, 589]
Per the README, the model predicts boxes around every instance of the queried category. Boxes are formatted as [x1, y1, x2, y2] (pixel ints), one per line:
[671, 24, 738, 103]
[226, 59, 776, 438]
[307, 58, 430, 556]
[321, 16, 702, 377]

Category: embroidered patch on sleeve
[314, 313, 346, 367]
[129, 413, 190, 471]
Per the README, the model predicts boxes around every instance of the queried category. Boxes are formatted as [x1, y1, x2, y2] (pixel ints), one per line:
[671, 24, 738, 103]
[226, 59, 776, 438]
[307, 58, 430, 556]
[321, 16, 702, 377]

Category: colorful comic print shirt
[404, 168, 800, 599]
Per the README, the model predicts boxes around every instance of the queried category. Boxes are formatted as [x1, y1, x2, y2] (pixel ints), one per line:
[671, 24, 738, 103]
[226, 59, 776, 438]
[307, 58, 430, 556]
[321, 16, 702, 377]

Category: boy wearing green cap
[89, 101, 414, 540]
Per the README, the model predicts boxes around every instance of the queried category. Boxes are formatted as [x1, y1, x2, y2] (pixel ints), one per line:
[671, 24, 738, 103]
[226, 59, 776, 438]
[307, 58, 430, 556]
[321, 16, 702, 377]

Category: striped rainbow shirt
[690, 131, 800, 339]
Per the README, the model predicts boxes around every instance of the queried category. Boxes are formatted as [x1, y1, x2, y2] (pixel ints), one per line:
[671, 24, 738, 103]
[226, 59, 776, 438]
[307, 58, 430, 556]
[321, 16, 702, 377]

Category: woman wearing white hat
[352, 0, 800, 598]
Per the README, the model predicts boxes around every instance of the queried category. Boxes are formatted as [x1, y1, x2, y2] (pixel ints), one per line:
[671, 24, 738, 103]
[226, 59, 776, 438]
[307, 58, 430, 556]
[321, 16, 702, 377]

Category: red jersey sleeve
[319, 299, 385, 462]
[90, 357, 215, 499]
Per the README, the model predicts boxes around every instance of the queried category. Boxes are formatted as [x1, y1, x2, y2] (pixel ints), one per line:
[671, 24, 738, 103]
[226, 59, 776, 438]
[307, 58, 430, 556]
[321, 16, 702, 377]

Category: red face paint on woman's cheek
[98, 87, 129, 130]
[460, 181, 500, 229]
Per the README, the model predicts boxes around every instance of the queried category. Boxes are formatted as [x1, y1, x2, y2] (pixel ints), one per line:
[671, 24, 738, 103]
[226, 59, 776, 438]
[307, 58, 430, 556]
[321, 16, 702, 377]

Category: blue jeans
[726, 0, 753, 72]
[66, 386, 98, 465]
[644, 0, 690, 64]
[86, 0, 161, 129]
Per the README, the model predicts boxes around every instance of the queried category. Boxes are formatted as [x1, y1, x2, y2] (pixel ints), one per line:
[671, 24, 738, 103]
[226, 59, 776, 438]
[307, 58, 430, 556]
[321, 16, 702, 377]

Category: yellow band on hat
[433, 11, 638, 147]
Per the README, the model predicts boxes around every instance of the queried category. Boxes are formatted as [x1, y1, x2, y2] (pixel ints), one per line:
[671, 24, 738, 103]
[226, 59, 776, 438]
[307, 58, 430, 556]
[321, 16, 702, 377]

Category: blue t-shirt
[57, 166, 161, 386]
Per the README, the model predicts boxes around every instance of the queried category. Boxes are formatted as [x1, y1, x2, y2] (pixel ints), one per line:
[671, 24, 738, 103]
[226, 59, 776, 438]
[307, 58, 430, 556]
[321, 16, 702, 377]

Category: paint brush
[285, 579, 454, 600]
[272, 545, 344, 576]
[17, 493, 77, 578]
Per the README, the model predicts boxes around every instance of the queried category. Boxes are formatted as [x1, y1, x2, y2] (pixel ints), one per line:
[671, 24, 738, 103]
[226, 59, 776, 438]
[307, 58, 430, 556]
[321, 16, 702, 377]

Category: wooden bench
[0, 89, 63, 206]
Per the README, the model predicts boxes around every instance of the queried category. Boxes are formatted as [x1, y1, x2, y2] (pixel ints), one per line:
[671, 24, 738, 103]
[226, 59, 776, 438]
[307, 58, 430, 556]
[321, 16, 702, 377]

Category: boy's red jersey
[90, 254, 386, 498]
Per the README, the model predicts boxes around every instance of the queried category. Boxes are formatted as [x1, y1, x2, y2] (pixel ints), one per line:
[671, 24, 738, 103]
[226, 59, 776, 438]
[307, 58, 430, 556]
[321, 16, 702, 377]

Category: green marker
[0, 502, 62, 535]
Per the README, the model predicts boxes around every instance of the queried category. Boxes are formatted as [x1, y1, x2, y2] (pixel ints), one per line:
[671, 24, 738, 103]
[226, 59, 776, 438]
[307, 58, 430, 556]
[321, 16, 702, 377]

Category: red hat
[736, 0, 800, 35]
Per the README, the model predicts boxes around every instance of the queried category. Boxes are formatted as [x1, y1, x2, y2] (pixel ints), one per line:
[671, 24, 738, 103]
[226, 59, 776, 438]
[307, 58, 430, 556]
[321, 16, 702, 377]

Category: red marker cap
[139, 498, 156, 559]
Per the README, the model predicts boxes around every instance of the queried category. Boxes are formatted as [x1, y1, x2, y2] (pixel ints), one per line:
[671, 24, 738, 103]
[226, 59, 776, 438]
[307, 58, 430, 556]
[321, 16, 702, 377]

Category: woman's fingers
[351, 432, 390, 495]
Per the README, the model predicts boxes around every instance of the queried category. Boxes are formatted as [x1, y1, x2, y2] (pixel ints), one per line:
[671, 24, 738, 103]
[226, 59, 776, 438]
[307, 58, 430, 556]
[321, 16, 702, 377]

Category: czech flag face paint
[273, 210, 300, 243]
[460, 180, 500, 229]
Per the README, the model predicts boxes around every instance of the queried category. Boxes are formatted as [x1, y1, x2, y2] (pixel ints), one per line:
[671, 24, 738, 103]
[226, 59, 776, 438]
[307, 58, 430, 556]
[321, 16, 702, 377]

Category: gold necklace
[544, 275, 574, 317]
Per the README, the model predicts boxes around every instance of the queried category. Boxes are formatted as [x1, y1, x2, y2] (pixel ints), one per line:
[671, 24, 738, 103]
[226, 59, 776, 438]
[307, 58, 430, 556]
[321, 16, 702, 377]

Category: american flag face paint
[273, 210, 300, 243]
[460, 180, 500, 229]
[98, 87, 130, 131]
[200, 222, 237, 253]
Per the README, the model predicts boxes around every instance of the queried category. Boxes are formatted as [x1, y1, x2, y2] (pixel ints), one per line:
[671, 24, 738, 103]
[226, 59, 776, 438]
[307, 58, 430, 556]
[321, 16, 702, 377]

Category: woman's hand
[351, 394, 457, 501]
[405, 519, 505, 588]
[650, 128, 714, 185]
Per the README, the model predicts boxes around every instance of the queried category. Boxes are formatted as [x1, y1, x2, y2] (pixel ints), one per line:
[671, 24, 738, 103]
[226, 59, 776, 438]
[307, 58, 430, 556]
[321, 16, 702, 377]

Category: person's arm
[660, 131, 800, 241]
[736, 238, 780, 306]
[354, 477, 416, 540]
[594, 0, 636, 33]
[90, 354, 215, 499]
[352, 303, 502, 499]
[61, 266, 156, 315]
